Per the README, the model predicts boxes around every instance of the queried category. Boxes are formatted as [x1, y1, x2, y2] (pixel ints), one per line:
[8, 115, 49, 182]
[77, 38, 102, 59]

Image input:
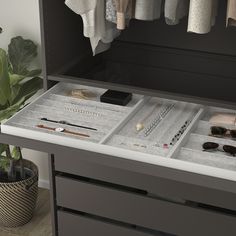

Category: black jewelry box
[100, 90, 132, 106]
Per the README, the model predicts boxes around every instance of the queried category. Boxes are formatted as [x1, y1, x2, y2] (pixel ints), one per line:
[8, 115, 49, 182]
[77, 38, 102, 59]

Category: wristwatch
[36, 125, 90, 138]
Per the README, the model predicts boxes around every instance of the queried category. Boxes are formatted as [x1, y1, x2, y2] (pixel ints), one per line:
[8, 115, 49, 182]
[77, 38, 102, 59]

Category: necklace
[169, 119, 191, 146]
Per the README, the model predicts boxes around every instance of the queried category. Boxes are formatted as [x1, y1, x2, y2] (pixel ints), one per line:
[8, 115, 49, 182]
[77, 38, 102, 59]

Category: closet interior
[1, 1, 236, 235]
[1, 0, 227, 179]
[44, 0, 236, 104]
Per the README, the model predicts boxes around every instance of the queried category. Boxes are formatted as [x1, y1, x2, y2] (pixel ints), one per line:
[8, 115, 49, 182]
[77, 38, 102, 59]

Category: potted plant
[0, 32, 43, 227]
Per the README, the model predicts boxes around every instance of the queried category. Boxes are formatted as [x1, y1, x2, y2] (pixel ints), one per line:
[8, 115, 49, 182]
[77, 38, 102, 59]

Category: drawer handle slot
[186, 201, 236, 216]
[59, 207, 176, 236]
[56, 172, 148, 196]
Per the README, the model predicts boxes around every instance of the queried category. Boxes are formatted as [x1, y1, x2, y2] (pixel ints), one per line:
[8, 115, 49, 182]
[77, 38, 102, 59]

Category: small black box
[100, 90, 132, 106]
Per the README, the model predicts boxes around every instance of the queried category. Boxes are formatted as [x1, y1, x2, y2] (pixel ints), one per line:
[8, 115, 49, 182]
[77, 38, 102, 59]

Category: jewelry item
[136, 103, 158, 132]
[36, 124, 90, 137]
[41, 118, 97, 131]
[69, 89, 96, 100]
[163, 144, 169, 149]
[133, 143, 147, 148]
[170, 120, 191, 146]
[64, 107, 102, 117]
[144, 103, 175, 137]
[68, 100, 126, 113]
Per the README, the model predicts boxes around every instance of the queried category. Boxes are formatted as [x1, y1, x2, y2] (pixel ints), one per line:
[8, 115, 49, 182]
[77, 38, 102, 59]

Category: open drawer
[1, 82, 236, 184]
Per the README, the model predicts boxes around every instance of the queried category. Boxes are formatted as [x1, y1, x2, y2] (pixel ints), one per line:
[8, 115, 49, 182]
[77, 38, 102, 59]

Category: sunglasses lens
[202, 142, 219, 150]
[223, 145, 236, 156]
[230, 130, 236, 138]
[211, 126, 227, 135]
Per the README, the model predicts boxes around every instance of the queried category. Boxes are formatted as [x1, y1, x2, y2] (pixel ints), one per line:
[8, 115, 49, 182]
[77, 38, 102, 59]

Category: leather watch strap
[37, 125, 90, 138]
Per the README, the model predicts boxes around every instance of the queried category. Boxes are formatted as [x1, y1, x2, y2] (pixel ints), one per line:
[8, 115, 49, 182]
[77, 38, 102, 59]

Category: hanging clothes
[164, 0, 189, 25]
[65, 0, 120, 55]
[187, 0, 219, 34]
[106, 0, 133, 28]
[134, 0, 162, 21]
[106, 0, 118, 24]
[115, 0, 135, 30]
[227, 0, 236, 26]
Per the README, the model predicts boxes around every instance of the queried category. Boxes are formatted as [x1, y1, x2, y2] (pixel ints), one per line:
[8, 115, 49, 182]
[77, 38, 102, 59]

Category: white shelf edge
[2, 124, 236, 183]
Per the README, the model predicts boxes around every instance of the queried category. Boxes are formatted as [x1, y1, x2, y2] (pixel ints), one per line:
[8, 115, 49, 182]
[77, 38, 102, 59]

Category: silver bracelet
[136, 103, 159, 131]
[144, 103, 175, 137]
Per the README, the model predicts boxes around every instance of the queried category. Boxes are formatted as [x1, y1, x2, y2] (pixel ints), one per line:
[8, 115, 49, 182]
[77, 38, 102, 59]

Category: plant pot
[0, 159, 38, 227]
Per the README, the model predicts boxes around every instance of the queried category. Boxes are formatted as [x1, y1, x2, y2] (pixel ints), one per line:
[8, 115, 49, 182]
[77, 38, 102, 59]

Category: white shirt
[65, 0, 120, 55]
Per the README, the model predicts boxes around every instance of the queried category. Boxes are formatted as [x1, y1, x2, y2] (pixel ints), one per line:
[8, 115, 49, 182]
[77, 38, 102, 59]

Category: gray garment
[106, 0, 117, 23]
[65, 0, 120, 55]
[187, 0, 219, 34]
[165, 0, 189, 25]
[135, 0, 162, 21]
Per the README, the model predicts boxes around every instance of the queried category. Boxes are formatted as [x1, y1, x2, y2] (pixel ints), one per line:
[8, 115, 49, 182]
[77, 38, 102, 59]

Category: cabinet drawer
[58, 210, 163, 236]
[54, 152, 236, 211]
[56, 176, 236, 236]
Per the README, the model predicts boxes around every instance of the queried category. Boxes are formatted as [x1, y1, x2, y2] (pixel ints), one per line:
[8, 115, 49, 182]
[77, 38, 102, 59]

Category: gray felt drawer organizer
[2, 82, 236, 235]
[2, 82, 236, 182]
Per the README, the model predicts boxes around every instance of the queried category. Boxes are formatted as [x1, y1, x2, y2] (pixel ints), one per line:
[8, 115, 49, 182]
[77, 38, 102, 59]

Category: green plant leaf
[9, 83, 21, 105]
[8, 36, 38, 76]
[0, 106, 20, 122]
[0, 49, 11, 106]
[0, 156, 10, 172]
[9, 73, 25, 86]
[0, 97, 25, 122]
[12, 77, 42, 105]
[11, 146, 20, 160]
[0, 144, 7, 155]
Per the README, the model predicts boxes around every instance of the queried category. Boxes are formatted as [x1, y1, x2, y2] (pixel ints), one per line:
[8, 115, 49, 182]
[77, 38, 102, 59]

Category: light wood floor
[0, 189, 52, 236]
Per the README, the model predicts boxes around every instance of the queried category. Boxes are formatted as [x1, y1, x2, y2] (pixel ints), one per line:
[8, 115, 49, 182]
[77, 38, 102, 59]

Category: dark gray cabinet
[1, 0, 236, 235]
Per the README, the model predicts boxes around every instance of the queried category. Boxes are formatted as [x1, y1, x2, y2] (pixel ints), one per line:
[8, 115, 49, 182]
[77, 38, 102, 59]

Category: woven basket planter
[0, 159, 38, 227]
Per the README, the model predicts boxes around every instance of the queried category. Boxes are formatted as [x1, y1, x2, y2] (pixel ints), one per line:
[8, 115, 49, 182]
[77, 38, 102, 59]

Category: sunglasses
[210, 126, 236, 139]
[202, 142, 236, 157]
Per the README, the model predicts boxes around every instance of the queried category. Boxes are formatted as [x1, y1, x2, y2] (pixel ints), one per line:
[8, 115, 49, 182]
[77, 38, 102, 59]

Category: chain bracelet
[144, 103, 175, 137]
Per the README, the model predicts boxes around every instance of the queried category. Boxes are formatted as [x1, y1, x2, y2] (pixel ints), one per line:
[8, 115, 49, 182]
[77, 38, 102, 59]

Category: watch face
[55, 127, 65, 132]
